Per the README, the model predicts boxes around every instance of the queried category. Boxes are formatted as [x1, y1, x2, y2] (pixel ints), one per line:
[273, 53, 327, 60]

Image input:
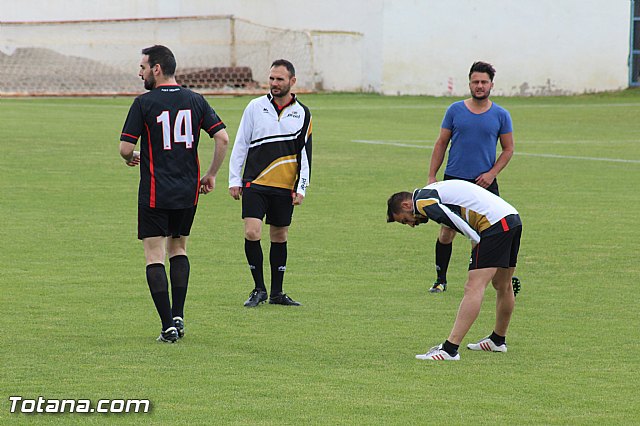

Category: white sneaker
[466, 336, 507, 352]
[416, 344, 460, 361]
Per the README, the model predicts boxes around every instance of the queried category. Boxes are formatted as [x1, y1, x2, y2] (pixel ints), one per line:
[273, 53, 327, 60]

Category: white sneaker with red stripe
[466, 336, 507, 352]
[415, 344, 460, 361]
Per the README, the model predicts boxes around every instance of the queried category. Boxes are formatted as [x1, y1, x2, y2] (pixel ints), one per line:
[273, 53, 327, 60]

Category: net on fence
[0, 15, 315, 96]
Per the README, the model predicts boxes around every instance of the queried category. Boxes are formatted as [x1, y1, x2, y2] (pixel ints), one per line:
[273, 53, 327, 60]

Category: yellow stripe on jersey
[252, 154, 298, 190]
[461, 207, 492, 233]
[415, 198, 438, 216]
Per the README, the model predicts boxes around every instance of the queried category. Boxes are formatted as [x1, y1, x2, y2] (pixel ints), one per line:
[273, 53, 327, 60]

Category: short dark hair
[469, 61, 496, 81]
[141, 45, 177, 77]
[386, 192, 412, 222]
[271, 59, 295, 77]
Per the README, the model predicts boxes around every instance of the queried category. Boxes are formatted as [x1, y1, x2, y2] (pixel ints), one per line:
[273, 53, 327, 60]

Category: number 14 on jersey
[157, 110, 194, 150]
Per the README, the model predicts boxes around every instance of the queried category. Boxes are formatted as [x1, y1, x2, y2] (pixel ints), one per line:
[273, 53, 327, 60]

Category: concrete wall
[1, 0, 632, 95]
[380, 0, 631, 95]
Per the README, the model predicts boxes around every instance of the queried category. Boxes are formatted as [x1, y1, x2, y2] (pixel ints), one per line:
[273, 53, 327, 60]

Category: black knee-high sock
[169, 255, 189, 319]
[435, 240, 453, 283]
[269, 241, 287, 295]
[146, 263, 173, 330]
[245, 239, 266, 291]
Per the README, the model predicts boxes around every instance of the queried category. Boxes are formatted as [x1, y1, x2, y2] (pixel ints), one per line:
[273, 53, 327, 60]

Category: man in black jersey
[119, 45, 229, 342]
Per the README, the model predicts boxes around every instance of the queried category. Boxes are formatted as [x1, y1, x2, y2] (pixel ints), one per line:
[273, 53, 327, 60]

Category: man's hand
[292, 192, 304, 205]
[200, 174, 216, 194]
[475, 171, 497, 189]
[229, 186, 242, 200]
[125, 151, 140, 167]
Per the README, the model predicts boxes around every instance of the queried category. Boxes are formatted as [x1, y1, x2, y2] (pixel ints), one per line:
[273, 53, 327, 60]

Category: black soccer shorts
[469, 225, 522, 270]
[444, 173, 500, 196]
[138, 204, 197, 240]
[241, 185, 294, 227]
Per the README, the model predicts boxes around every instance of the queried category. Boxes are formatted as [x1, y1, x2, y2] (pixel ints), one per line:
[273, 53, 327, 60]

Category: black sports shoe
[269, 293, 301, 306]
[173, 316, 185, 339]
[512, 276, 521, 297]
[244, 289, 268, 307]
[429, 281, 447, 293]
[157, 326, 179, 343]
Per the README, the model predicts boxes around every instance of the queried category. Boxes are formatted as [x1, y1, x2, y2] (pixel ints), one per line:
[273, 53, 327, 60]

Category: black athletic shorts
[469, 224, 521, 270]
[138, 204, 197, 240]
[444, 173, 499, 196]
[241, 184, 294, 227]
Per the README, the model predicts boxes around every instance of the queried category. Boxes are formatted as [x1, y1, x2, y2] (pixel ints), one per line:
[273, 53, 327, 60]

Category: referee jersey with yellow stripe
[229, 93, 312, 195]
[413, 180, 520, 244]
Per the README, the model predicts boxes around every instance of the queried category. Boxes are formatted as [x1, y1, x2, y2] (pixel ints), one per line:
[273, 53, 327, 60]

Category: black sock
[442, 339, 459, 356]
[435, 240, 452, 283]
[490, 331, 506, 346]
[269, 241, 287, 296]
[146, 263, 173, 331]
[169, 255, 189, 319]
[245, 239, 266, 291]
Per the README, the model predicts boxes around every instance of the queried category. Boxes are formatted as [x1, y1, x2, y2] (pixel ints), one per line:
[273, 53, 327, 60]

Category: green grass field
[1, 91, 639, 425]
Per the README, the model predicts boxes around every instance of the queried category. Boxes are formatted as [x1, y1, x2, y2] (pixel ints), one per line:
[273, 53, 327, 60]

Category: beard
[143, 74, 156, 91]
[270, 84, 291, 98]
[471, 89, 491, 100]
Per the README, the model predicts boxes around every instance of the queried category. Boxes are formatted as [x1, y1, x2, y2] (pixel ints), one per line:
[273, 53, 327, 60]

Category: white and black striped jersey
[413, 180, 520, 244]
[229, 93, 312, 195]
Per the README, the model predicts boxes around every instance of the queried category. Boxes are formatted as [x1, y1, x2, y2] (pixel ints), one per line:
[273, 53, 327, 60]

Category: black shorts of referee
[241, 183, 294, 227]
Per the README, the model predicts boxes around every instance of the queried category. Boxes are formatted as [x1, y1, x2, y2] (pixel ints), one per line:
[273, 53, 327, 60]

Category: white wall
[1, 0, 631, 95]
[380, 0, 631, 95]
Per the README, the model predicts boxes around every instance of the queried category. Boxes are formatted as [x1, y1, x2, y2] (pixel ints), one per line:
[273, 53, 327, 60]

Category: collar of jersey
[267, 92, 297, 114]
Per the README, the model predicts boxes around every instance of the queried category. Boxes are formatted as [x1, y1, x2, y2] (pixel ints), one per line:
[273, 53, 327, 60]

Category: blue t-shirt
[441, 100, 513, 180]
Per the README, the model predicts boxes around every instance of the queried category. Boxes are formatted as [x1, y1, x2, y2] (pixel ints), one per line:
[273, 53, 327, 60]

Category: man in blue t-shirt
[427, 61, 517, 294]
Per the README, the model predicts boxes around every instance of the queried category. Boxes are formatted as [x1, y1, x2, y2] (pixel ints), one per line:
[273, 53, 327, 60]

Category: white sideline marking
[4, 101, 640, 111]
[312, 102, 640, 110]
[511, 152, 640, 163]
[352, 140, 434, 149]
[351, 139, 640, 164]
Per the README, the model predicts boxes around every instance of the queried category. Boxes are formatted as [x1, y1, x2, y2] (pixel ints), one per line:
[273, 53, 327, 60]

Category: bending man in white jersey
[386, 180, 522, 361]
